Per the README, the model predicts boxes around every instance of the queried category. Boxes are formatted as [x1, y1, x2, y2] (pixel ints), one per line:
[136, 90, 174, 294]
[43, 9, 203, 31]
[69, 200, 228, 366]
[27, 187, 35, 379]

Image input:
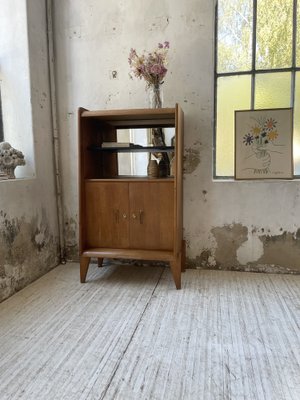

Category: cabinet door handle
[139, 210, 144, 224]
[132, 213, 137, 219]
[122, 213, 127, 219]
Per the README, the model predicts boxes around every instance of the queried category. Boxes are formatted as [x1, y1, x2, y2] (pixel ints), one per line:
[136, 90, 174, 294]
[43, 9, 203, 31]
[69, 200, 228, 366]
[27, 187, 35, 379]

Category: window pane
[294, 73, 300, 174]
[255, 72, 291, 109]
[217, 0, 253, 73]
[216, 75, 251, 176]
[0, 89, 3, 142]
[256, 0, 293, 69]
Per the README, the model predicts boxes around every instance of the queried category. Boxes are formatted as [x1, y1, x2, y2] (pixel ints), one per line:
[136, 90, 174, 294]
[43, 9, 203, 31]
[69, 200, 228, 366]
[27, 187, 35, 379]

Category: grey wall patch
[211, 224, 248, 269]
[257, 231, 300, 272]
[184, 147, 200, 174]
[0, 210, 59, 302]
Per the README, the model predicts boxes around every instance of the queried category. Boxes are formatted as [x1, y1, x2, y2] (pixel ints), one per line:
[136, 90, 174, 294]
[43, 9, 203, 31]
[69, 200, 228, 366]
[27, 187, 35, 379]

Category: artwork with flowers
[235, 108, 293, 179]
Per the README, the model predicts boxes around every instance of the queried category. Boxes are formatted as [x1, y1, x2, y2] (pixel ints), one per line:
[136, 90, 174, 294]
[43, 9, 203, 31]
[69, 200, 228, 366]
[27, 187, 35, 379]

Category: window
[0, 0, 35, 178]
[0, 89, 3, 142]
[215, 0, 300, 177]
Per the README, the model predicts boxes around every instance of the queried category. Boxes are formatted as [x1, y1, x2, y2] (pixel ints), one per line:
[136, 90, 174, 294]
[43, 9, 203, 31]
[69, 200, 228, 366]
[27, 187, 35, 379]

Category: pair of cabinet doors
[84, 181, 174, 250]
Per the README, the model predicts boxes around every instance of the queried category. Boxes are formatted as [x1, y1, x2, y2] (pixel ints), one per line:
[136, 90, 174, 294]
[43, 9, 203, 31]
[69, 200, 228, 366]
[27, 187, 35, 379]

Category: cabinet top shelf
[79, 106, 179, 128]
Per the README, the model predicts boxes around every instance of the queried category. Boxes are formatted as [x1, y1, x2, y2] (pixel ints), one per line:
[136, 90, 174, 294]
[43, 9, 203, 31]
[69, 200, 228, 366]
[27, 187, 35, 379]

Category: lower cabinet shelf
[80, 244, 186, 290]
[82, 248, 174, 261]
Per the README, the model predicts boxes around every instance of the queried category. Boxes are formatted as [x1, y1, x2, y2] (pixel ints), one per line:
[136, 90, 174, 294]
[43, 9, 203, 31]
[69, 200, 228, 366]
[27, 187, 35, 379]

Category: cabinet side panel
[79, 113, 119, 253]
[79, 112, 104, 253]
[78, 108, 89, 253]
[175, 105, 184, 255]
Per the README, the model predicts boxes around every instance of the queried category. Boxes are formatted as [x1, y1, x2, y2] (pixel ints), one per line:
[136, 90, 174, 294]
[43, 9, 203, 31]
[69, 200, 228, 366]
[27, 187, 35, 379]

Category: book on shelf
[101, 142, 134, 148]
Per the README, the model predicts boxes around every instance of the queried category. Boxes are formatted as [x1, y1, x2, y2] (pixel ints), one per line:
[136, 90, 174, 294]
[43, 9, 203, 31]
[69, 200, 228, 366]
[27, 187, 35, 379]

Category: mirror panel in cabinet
[116, 127, 175, 176]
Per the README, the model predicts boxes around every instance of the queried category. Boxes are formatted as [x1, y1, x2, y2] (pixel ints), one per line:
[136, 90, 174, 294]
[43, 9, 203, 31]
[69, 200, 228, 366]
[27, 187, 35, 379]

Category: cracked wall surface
[0, 0, 60, 302]
[0, 211, 59, 302]
[54, 0, 300, 274]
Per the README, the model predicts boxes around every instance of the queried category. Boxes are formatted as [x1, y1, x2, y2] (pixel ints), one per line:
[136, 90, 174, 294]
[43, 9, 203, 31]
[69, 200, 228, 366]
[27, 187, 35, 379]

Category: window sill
[213, 177, 300, 182]
[0, 176, 36, 183]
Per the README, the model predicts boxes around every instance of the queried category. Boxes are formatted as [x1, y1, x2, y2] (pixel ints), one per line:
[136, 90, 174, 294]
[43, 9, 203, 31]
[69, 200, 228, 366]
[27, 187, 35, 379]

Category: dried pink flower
[128, 42, 170, 87]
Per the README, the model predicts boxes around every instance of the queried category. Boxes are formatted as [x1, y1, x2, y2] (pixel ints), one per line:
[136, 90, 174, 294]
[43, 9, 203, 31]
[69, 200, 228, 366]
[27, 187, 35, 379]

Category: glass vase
[148, 84, 163, 108]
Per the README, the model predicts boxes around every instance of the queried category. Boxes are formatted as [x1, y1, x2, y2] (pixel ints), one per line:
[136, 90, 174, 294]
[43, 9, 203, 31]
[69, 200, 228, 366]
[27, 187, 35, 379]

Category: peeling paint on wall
[211, 224, 248, 269]
[184, 147, 200, 174]
[0, 210, 59, 302]
[256, 231, 300, 272]
[186, 249, 214, 269]
[64, 216, 79, 261]
[236, 232, 264, 265]
[186, 224, 300, 274]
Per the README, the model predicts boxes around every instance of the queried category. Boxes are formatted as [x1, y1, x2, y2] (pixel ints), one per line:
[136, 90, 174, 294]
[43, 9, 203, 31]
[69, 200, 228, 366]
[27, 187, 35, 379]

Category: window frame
[214, 0, 300, 179]
[0, 88, 3, 142]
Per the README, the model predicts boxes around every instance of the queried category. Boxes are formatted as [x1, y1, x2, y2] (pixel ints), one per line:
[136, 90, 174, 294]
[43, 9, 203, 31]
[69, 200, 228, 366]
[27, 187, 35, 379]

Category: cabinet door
[85, 182, 129, 248]
[129, 182, 174, 250]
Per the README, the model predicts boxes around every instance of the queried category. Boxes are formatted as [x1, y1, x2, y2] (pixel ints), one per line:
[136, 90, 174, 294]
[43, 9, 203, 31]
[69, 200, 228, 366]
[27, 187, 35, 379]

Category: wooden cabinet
[78, 105, 184, 289]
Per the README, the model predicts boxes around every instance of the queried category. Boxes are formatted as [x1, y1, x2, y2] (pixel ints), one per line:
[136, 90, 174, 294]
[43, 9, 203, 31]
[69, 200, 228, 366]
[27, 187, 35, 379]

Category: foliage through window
[215, 0, 300, 177]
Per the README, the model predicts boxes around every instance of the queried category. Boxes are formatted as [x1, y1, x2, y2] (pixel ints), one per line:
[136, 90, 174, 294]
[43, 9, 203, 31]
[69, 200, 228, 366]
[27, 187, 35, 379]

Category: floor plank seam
[98, 266, 165, 400]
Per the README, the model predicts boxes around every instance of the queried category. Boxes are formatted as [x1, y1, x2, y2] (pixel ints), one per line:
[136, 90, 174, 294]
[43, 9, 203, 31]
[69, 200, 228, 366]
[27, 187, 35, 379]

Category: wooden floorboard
[0, 263, 299, 399]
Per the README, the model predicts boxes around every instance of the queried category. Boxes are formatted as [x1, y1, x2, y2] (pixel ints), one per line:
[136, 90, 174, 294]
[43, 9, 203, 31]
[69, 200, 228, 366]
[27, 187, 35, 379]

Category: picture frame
[235, 108, 294, 180]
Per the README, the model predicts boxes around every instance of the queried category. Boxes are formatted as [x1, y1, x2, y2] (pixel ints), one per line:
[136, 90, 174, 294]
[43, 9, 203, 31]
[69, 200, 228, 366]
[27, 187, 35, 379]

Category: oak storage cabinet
[78, 105, 184, 289]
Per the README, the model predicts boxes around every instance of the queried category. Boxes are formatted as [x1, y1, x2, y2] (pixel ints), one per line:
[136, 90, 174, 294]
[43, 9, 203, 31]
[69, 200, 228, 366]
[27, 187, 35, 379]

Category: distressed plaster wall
[53, 0, 300, 274]
[0, 0, 60, 302]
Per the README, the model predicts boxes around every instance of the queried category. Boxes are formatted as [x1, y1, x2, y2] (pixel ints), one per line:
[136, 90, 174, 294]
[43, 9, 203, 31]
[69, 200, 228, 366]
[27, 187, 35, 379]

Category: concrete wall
[53, 0, 300, 273]
[0, 0, 60, 302]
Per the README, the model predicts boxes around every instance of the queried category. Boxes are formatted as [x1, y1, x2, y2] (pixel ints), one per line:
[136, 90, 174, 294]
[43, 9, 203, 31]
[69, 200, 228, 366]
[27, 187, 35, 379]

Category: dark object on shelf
[147, 159, 159, 178]
[158, 158, 168, 177]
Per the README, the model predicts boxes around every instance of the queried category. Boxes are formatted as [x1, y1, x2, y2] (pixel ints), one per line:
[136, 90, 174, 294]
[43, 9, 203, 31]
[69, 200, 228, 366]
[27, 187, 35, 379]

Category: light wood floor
[0, 262, 299, 400]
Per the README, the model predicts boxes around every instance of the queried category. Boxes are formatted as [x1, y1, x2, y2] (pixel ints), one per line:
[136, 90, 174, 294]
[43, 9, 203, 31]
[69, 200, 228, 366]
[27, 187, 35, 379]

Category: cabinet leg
[97, 258, 104, 268]
[181, 240, 186, 272]
[80, 256, 90, 283]
[170, 260, 181, 290]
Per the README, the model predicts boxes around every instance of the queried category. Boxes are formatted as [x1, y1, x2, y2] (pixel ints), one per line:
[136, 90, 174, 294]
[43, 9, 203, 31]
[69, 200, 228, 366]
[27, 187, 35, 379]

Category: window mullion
[291, 0, 297, 107]
[251, 0, 258, 109]
[0, 88, 3, 142]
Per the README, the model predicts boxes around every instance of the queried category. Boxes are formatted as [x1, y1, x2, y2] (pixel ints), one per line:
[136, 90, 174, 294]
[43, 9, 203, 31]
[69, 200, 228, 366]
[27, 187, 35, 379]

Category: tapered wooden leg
[181, 240, 186, 272]
[97, 258, 104, 268]
[170, 260, 181, 290]
[80, 256, 90, 283]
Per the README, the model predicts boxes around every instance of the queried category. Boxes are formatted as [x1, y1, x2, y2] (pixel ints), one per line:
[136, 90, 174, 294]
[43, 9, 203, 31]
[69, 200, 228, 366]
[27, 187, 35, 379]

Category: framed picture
[235, 108, 293, 180]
